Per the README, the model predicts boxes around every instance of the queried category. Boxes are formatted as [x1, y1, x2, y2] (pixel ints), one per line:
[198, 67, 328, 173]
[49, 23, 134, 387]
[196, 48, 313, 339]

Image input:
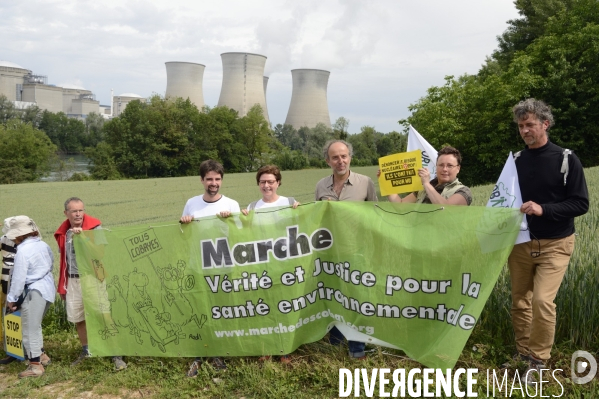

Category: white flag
[407, 125, 437, 179]
[486, 152, 530, 244]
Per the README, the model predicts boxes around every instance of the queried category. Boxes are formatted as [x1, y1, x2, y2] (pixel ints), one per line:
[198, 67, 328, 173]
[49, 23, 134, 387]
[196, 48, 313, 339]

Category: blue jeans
[329, 326, 365, 358]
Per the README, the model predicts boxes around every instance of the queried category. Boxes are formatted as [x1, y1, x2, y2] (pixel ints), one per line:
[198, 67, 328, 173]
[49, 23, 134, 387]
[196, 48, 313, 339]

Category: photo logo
[571, 350, 597, 384]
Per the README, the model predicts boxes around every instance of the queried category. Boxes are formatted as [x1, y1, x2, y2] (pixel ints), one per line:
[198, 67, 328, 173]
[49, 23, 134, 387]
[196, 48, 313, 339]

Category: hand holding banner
[378, 150, 423, 196]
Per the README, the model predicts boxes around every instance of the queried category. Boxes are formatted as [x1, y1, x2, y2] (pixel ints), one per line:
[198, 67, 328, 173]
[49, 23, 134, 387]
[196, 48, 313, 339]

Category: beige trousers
[508, 234, 575, 360]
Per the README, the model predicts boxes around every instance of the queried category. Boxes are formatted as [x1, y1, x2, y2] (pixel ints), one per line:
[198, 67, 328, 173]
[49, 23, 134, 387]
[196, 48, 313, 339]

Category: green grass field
[1, 165, 597, 398]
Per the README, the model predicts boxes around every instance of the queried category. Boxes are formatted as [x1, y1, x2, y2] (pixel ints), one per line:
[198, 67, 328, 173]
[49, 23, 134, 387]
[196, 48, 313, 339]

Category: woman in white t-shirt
[241, 165, 299, 364]
[241, 165, 299, 215]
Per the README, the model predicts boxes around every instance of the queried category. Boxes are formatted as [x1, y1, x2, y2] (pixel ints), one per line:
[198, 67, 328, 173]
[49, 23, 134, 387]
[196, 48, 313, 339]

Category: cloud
[0, 0, 519, 132]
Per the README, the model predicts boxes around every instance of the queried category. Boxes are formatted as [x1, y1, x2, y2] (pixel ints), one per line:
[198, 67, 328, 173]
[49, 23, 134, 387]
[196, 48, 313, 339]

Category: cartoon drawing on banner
[89, 259, 120, 340]
[122, 268, 151, 344]
[106, 275, 130, 330]
[81, 228, 209, 352]
[156, 260, 201, 328]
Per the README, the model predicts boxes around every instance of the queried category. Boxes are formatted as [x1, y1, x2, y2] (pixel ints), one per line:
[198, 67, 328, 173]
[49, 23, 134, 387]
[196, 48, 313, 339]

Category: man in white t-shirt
[180, 160, 241, 223]
[180, 159, 240, 376]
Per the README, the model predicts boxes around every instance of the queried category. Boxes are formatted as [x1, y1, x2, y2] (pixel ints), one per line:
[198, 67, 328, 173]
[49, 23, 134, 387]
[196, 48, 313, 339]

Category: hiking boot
[0, 356, 17, 365]
[523, 357, 547, 386]
[113, 356, 127, 371]
[71, 350, 91, 366]
[187, 358, 202, 377]
[501, 352, 531, 369]
[40, 352, 51, 366]
[18, 363, 44, 378]
[211, 357, 227, 370]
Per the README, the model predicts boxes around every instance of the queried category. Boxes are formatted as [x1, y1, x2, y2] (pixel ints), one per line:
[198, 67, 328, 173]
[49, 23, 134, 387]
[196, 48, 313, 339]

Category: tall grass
[1, 166, 598, 397]
[2, 165, 597, 353]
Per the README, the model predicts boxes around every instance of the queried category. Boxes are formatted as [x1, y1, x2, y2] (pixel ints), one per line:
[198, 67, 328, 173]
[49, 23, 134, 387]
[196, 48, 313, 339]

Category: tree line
[2, 0, 598, 185]
[0, 93, 406, 183]
[400, 0, 599, 185]
[0, 96, 105, 184]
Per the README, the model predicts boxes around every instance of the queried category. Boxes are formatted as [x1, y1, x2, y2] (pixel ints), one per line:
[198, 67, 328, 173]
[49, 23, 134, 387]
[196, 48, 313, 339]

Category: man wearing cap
[315, 140, 377, 359]
[54, 197, 126, 370]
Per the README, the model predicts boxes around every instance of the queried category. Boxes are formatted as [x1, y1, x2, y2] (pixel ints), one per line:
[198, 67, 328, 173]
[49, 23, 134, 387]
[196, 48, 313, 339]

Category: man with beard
[180, 160, 241, 223]
[506, 99, 588, 384]
[180, 159, 240, 376]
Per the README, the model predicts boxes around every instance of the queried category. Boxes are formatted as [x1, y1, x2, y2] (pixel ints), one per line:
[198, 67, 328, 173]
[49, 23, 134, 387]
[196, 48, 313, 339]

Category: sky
[1, 0, 520, 134]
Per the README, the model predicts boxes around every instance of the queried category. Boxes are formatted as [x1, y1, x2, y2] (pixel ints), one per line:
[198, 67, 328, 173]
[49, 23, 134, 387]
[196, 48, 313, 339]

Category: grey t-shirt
[314, 171, 378, 202]
[66, 226, 105, 275]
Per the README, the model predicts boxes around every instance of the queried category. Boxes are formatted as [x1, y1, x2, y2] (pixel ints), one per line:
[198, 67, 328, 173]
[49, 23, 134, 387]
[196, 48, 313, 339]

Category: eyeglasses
[259, 180, 277, 185]
[529, 230, 541, 258]
[436, 164, 458, 170]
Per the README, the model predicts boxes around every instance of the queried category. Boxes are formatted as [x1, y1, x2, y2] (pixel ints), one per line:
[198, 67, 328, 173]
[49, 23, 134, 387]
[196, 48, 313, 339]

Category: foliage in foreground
[0, 119, 57, 183]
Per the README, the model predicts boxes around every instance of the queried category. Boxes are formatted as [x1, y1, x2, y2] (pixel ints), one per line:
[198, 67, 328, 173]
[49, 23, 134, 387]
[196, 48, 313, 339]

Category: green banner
[75, 202, 521, 369]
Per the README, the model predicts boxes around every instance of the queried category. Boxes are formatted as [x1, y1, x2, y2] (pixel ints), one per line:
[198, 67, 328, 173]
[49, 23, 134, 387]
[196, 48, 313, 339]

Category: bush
[68, 172, 92, 181]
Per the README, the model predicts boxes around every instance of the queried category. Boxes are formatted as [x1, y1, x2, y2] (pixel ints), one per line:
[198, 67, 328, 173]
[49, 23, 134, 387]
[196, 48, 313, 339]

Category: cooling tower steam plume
[285, 69, 331, 129]
[217, 52, 269, 122]
[165, 62, 205, 108]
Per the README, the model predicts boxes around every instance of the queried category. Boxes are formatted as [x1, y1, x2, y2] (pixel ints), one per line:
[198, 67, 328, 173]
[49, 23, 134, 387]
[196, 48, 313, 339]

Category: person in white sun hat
[5, 216, 55, 378]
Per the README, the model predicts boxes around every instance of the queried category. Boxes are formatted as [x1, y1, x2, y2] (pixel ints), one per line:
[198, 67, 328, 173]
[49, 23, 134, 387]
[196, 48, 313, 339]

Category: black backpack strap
[561, 149, 571, 186]
[513, 151, 522, 161]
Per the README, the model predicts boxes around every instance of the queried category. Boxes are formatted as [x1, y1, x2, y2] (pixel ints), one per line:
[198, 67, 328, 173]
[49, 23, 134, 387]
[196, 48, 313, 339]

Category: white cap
[4, 216, 40, 240]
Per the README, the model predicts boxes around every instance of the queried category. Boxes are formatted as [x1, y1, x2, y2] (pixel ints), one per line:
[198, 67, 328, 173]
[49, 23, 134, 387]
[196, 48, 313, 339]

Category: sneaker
[0, 356, 17, 365]
[523, 357, 547, 386]
[113, 356, 127, 371]
[40, 353, 51, 366]
[18, 363, 44, 378]
[501, 353, 530, 369]
[187, 358, 202, 377]
[211, 357, 227, 370]
[71, 351, 91, 366]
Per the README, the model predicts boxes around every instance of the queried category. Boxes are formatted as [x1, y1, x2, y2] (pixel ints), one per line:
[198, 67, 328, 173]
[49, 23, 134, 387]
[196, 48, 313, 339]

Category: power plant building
[0, 61, 31, 101]
[285, 69, 331, 129]
[217, 52, 269, 122]
[113, 93, 144, 117]
[1, 60, 100, 118]
[165, 62, 205, 109]
[62, 85, 99, 117]
[21, 83, 63, 113]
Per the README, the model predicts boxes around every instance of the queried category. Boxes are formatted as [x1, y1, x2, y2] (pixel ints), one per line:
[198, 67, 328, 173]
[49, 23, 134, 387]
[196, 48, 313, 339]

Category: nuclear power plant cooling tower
[165, 62, 205, 108]
[285, 69, 331, 129]
[217, 53, 269, 122]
